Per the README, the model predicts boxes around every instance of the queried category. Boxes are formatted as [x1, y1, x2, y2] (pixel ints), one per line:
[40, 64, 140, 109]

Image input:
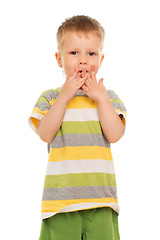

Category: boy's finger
[90, 66, 96, 82]
[82, 73, 88, 81]
[70, 67, 80, 80]
[91, 65, 95, 71]
[82, 84, 88, 91]
[85, 80, 89, 87]
[78, 76, 88, 88]
[91, 71, 96, 82]
[87, 65, 94, 82]
[82, 68, 87, 74]
[99, 78, 104, 84]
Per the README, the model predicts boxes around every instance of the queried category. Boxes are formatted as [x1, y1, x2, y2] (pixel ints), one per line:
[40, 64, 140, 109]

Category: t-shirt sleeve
[28, 91, 51, 134]
[107, 90, 127, 126]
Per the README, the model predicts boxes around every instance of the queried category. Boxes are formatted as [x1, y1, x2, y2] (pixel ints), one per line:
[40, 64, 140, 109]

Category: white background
[0, 0, 160, 239]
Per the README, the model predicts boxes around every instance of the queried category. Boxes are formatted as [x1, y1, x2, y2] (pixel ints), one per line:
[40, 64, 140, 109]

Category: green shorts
[39, 207, 120, 240]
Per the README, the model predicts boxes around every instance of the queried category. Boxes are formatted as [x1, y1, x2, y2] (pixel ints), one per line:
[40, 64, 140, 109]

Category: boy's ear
[99, 54, 104, 67]
[55, 52, 63, 68]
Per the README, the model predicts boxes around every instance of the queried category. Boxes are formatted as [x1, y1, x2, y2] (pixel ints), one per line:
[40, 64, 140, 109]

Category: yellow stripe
[49, 99, 55, 106]
[123, 111, 127, 117]
[48, 146, 113, 162]
[30, 117, 39, 128]
[42, 198, 118, 213]
[49, 97, 97, 109]
[68, 97, 98, 109]
[31, 107, 49, 128]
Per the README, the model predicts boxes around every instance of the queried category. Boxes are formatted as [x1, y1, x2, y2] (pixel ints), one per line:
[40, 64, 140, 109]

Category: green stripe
[57, 121, 102, 135]
[42, 88, 61, 95]
[44, 173, 116, 188]
[37, 96, 49, 104]
[114, 98, 123, 104]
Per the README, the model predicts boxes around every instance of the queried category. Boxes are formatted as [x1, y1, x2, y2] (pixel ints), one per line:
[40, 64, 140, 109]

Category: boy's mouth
[78, 69, 88, 75]
[77, 68, 89, 79]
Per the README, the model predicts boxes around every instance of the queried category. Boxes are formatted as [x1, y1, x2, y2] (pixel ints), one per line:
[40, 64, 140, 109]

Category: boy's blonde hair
[57, 15, 105, 52]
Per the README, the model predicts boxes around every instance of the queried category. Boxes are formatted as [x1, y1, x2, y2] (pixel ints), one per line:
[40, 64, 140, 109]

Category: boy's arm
[37, 93, 68, 142]
[37, 68, 87, 143]
[97, 93, 125, 143]
[82, 67, 125, 143]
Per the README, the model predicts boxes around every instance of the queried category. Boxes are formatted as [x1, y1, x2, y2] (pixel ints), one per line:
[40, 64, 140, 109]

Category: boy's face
[55, 31, 104, 79]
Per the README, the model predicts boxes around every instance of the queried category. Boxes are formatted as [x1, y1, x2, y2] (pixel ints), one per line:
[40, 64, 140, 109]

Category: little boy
[29, 15, 127, 240]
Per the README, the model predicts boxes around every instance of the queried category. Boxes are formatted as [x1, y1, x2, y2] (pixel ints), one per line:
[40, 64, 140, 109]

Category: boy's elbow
[39, 135, 52, 143]
[38, 129, 54, 143]
[109, 137, 121, 144]
[37, 123, 53, 143]
[108, 136, 120, 144]
[107, 126, 125, 143]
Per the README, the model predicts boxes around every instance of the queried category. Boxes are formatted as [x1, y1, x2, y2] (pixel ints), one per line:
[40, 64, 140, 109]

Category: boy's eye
[70, 51, 77, 55]
[89, 52, 95, 56]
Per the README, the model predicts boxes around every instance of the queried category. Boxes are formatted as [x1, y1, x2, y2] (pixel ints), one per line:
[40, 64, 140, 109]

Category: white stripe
[46, 159, 115, 175]
[63, 108, 99, 122]
[41, 212, 56, 219]
[41, 202, 119, 219]
[116, 110, 127, 120]
[59, 202, 119, 214]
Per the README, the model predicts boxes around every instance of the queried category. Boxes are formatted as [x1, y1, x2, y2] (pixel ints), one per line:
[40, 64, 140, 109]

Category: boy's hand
[82, 66, 106, 103]
[59, 68, 87, 104]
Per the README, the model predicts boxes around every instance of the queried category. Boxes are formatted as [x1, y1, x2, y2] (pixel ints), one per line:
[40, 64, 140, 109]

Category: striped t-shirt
[29, 87, 127, 219]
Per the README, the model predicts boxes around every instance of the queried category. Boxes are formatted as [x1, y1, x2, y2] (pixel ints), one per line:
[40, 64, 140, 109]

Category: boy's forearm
[97, 93, 125, 143]
[37, 94, 67, 143]
[37, 69, 87, 143]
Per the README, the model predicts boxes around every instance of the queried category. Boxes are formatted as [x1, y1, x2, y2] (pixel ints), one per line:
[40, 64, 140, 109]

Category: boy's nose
[80, 60, 87, 65]
[79, 56, 87, 65]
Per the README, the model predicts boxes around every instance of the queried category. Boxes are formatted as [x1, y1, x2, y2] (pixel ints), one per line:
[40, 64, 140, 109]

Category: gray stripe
[35, 102, 51, 111]
[48, 134, 110, 150]
[42, 186, 117, 201]
[107, 90, 118, 100]
[107, 90, 126, 112]
[43, 88, 88, 101]
[43, 89, 59, 101]
[112, 102, 126, 112]
[75, 89, 88, 97]
[35, 89, 126, 112]
[35, 89, 88, 111]
[34, 89, 60, 110]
